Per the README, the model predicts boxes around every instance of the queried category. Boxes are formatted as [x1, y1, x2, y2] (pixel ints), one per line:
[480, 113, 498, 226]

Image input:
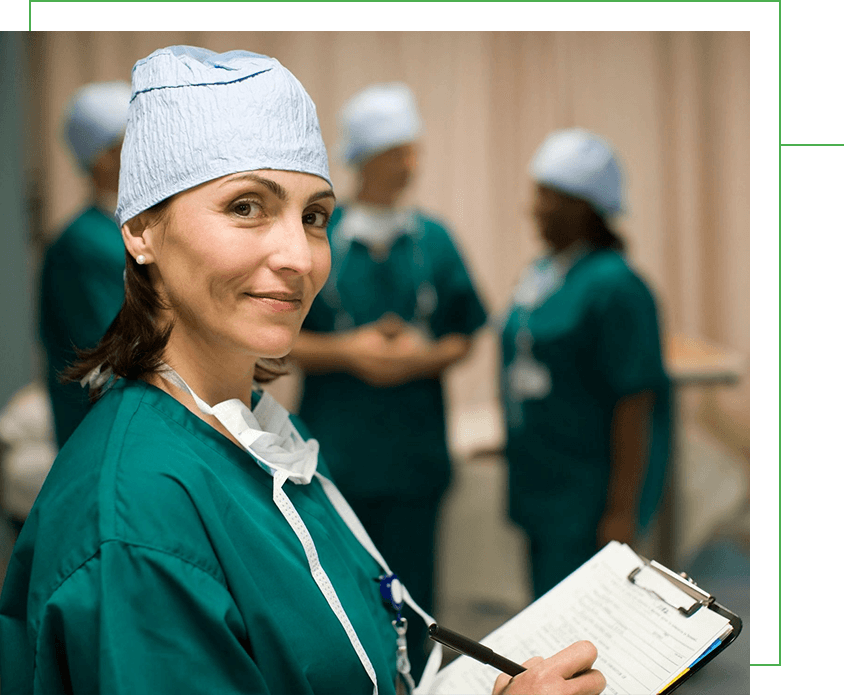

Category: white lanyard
[160, 367, 442, 695]
[504, 254, 576, 424]
[504, 247, 595, 426]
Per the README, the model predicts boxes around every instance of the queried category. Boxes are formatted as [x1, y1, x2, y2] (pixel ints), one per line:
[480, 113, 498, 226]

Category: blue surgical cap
[64, 81, 132, 170]
[338, 83, 422, 166]
[529, 128, 625, 216]
[116, 46, 331, 227]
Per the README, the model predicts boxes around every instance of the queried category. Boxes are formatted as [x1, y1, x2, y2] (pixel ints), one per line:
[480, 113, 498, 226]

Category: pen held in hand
[428, 623, 527, 677]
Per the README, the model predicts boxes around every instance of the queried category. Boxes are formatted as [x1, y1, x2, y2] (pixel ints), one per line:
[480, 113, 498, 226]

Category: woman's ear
[121, 213, 155, 266]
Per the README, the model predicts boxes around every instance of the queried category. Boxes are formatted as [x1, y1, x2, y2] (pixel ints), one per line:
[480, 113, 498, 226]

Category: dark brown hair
[64, 199, 287, 401]
[586, 210, 626, 252]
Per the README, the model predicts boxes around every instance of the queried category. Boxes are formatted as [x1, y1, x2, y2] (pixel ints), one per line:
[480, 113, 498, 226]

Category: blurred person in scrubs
[500, 129, 671, 599]
[0, 48, 604, 695]
[39, 81, 131, 447]
[290, 83, 487, 680]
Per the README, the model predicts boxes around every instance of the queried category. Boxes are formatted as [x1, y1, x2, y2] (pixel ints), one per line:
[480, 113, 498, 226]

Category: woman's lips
[245, 293, 303, 313]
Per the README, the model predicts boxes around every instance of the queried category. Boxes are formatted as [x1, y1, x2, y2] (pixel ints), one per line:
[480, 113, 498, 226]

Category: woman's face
[532, 184, 595, 252]
[360, 143, 419, 195]
[90, 139, 123, 194]
[138, 169, 334, 364]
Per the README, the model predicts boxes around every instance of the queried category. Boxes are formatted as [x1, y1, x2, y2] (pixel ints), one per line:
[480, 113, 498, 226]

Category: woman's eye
[231, 200, 261, 218]
[303, 210, 330, 228]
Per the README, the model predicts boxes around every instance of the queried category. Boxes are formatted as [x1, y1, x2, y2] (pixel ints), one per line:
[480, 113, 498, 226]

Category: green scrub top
[0, 379, 399, 695]
[39, 206, 126, 447]
[500, 249, 671, 537]
[300, 207, 487, 501]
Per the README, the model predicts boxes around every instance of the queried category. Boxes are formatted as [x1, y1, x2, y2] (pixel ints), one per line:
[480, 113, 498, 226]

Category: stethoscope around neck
[322, 211, 438, 336]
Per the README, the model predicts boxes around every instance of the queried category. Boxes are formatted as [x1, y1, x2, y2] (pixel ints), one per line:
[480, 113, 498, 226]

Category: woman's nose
[267, 218, 313, 275]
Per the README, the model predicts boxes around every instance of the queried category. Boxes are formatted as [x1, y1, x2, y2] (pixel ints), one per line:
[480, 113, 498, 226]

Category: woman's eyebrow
[221, 175, 334, 206]
[308, 189, 336, 205]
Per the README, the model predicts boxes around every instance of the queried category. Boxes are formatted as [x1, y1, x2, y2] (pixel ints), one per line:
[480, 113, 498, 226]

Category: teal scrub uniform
[500, 249, 670, 598]
[299, 206, 487, 678]
[39, 206, 126, 447]
[0, 379, 399, 695]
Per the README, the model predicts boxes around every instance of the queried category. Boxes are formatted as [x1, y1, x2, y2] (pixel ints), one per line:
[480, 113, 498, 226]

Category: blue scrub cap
[529, 128, 625, 216]
[64, 81, 132, 170]
[116, 46, 331, 227]
[338, 83, 422, 166]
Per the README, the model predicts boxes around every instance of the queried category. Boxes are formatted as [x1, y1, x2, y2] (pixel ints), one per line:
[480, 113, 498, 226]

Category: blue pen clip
[377, 573, 404, 619]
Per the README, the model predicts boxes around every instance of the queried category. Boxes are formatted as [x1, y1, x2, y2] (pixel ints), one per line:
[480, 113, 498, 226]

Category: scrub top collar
[114, 379, 265, 474]
[512, 240, 593, 310]
[322, 206, 435, 333]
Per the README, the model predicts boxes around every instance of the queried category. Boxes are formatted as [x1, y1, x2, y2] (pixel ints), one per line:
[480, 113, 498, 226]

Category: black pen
[428, 623, 526, 677]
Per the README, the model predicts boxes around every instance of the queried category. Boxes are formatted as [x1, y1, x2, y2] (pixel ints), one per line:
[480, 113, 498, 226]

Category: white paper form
[429, 542, 731, 695]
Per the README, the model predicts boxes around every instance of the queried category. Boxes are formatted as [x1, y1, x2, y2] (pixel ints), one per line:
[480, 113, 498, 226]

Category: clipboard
[627, 554, 743, 694]
[429, 541, 743, 695]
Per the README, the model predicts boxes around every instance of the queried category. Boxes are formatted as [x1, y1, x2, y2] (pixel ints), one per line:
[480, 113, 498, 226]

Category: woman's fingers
[566, 668, 607, 695]
[492, 671, 512, 695]
[521, 656, 545, 669]
[540, 640, 599, 680]
[493, 644, 605, 695]
[493, 656, 544, 695]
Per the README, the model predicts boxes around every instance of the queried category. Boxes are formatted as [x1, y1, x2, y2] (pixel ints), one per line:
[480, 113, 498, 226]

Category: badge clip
[376, 573, 405, 619]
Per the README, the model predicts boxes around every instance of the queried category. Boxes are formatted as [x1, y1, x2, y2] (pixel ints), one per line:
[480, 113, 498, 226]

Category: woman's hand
[491, 641, 605, 695]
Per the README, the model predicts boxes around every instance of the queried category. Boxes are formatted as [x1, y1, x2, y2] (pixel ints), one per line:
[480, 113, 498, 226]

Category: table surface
[664, 334, 745, 385]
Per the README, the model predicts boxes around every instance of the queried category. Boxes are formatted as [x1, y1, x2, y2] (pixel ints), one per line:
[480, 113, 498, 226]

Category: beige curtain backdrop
[24, 31, 750, 453]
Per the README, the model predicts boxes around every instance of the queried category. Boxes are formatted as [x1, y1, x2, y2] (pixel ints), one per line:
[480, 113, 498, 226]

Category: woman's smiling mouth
[245, 292, 303, 312]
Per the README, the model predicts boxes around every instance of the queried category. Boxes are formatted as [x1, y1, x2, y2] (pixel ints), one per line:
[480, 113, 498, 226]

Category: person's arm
[289, 329, 360, 375]
[388, 328, 473, 380]
[598, 390, 655, 546]
[36, 542, 273, 694]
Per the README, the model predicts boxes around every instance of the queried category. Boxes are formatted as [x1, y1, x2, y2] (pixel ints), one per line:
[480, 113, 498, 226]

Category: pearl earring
[136, 254, 146, 265]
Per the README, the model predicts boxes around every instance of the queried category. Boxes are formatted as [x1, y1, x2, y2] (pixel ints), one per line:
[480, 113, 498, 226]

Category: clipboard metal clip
[628, 559, 715, 617]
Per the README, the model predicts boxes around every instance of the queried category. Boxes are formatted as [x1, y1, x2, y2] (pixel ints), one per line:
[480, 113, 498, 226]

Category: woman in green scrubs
[0, 48, 604, 695]
[501, 129, 671, 599]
